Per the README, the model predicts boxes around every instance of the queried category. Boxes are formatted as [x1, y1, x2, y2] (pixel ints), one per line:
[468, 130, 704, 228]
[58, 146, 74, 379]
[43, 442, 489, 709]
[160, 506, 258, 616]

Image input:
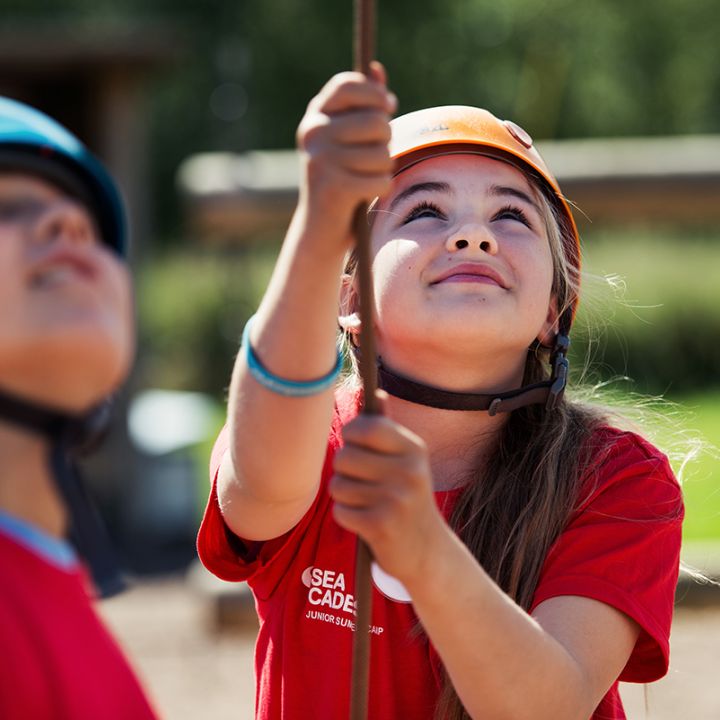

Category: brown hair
[428, 188, 608, 720]
[434, 387, 610, 719]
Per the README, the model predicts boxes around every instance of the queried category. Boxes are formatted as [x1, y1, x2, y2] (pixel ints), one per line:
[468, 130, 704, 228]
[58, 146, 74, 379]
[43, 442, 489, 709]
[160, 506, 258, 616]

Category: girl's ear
[537, 294, 560, 347]
[338, 273, 362, 342]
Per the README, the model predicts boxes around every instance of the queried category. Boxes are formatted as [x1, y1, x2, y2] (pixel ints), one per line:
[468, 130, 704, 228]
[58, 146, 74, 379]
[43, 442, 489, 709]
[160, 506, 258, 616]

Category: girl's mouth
[431, 263, 507, 288]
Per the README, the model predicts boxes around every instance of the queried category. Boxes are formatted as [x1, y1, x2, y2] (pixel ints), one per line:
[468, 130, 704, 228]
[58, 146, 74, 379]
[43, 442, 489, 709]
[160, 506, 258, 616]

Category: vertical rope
[350, 0, 376, 718]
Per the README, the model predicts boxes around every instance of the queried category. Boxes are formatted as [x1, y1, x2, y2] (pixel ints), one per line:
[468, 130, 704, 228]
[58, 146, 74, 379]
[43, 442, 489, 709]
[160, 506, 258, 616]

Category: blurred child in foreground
[0, 97, 158, 719]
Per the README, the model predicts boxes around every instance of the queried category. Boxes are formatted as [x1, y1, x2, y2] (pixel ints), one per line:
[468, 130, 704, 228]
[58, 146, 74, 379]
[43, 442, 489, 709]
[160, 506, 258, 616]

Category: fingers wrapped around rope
[295, 65, 395, 230]
[330, 407, 445, 585]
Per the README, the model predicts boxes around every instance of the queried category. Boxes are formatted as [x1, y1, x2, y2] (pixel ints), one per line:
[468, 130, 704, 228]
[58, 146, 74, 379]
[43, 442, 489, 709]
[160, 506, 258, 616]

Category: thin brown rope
[349, 0, 377, 718]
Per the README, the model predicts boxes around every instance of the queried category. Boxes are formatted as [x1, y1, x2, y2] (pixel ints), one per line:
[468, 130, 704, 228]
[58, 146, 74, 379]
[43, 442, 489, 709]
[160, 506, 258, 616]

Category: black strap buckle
[546, 334, 570, 410]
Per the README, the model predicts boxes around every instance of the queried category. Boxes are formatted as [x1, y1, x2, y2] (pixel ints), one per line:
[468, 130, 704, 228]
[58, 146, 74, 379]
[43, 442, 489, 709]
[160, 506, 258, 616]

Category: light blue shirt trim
[0, 510, 78, 570]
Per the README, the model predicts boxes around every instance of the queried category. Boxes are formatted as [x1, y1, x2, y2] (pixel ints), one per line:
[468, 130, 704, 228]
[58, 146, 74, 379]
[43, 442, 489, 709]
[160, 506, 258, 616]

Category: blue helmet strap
[49, 439, 126, 598]
[0, 389, 125, 598]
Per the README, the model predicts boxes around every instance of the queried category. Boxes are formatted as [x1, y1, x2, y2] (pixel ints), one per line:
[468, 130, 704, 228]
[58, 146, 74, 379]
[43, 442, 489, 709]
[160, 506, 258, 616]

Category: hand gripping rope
[350, 0, 378, 718]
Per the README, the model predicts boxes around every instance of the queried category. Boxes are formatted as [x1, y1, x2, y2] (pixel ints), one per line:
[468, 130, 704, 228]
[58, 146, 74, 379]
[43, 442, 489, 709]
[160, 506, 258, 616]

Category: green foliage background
[3, 0, 720, 234]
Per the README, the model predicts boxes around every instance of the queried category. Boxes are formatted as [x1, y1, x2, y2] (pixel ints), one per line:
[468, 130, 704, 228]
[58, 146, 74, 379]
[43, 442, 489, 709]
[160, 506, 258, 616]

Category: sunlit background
[1, 0, 718, 717]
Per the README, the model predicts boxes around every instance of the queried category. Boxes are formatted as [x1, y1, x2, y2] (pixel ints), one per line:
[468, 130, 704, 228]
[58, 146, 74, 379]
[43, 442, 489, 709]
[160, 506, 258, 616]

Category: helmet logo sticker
[503, 120, 533, 149]
[419, 123, 450, 135]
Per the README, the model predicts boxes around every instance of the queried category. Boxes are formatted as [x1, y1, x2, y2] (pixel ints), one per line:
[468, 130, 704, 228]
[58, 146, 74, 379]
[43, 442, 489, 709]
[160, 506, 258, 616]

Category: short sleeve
[530, 430, 684, 683]
[196, 389, 358, 589]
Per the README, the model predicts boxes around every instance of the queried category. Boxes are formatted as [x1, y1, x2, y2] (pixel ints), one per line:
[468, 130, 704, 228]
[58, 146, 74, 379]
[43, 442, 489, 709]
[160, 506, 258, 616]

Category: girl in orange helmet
[198, 64, 682, 720]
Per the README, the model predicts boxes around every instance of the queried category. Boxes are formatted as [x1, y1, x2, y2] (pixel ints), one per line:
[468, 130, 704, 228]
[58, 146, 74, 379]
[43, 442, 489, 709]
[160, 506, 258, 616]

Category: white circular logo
[301, 566, 314, 588]
[371, 563, 412, 604]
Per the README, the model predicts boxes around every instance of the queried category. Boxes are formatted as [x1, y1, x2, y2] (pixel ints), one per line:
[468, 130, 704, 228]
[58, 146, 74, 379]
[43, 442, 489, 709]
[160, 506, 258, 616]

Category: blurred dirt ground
[99, 574, 720, 720]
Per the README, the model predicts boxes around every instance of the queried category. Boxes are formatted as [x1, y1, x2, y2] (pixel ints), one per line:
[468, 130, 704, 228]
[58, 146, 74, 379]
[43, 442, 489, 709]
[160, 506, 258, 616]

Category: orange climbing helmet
[389, 106, 581, 329]
[375, 107, 580, 413]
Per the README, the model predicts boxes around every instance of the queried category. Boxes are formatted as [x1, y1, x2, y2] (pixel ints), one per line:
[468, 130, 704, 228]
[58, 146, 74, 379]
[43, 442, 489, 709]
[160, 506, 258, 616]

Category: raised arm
[216, 65, 396, 542]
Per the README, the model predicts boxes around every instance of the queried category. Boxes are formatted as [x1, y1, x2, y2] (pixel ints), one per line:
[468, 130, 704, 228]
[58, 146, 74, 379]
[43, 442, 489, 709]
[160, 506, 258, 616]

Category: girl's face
[0, 173, 134, 412]
[366, 154, 557, 386]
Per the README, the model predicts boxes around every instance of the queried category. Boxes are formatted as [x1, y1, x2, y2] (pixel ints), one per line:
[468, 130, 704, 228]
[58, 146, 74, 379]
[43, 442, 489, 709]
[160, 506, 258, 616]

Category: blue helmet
[0, 96, 126, 256]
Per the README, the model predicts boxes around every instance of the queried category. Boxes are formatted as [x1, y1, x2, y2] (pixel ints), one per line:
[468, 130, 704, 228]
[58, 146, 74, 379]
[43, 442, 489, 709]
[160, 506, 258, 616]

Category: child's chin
[15, 333, 133, 413]
[64, 346, 132, 408]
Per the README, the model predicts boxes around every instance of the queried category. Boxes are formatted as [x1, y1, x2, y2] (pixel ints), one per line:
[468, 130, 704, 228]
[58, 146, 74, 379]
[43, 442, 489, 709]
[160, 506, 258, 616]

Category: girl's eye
[493, 205, 532, 229]
[402, 200, 446, 224]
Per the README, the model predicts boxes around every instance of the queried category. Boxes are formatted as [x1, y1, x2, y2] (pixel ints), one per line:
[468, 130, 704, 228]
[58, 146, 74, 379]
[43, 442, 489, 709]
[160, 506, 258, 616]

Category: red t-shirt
[198, 391, 683, 720]
[0, 531, 158, 720]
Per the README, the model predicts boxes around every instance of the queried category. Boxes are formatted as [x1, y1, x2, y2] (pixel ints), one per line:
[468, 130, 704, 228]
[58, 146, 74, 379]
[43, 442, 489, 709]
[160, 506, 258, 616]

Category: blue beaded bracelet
[242, 315, 343, 397]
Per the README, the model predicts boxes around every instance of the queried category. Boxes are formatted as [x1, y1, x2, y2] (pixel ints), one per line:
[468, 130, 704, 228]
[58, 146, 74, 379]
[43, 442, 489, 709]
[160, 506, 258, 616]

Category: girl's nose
[445, 222, 498, 255]
[33, 198, 96, 247]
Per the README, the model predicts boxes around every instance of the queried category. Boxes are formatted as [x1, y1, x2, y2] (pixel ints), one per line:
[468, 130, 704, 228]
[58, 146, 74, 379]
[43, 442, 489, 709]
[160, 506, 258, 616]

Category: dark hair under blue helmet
[0, 96, 126, 256]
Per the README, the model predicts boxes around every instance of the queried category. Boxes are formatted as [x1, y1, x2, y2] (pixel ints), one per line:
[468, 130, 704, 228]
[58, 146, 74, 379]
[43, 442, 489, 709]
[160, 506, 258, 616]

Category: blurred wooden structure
[0, 22, 180, 257]
[541, 136, 720, 229]
[178, 135, 720, 243]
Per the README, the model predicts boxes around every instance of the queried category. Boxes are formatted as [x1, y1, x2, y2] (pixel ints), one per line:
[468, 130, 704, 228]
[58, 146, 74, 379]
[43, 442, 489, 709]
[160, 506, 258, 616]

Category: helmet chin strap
[377, 333, 570, 415]
[0, 389, 126, 598]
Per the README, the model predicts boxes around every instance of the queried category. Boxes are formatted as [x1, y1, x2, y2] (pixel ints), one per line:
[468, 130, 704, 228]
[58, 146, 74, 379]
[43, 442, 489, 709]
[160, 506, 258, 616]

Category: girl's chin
[382, 310, 526, 348]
